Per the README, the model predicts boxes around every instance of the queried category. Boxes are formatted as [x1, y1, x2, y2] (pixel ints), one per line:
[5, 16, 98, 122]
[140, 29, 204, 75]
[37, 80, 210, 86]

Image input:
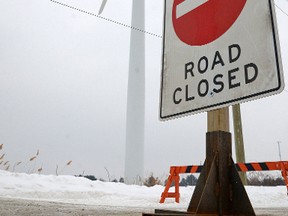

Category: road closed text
[172, 44, 258, 105]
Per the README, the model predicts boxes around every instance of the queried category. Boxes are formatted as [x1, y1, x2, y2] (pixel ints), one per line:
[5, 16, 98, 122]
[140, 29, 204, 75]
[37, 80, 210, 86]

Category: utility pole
[232, 104, 247, 185]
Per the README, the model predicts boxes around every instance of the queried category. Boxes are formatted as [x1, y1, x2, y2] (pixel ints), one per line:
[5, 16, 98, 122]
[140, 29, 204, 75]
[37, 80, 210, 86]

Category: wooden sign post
[186, 108, 255, 215]
[207, 108, 229, 132]
[143, 108, 256, 215]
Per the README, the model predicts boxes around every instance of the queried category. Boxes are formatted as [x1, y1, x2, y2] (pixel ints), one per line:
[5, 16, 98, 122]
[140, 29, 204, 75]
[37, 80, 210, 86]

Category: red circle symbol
[172, 0, 247, 46]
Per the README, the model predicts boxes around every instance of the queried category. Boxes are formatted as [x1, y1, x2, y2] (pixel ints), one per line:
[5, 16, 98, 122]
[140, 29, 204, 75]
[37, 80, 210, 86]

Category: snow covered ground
[0, 170, 287, 213]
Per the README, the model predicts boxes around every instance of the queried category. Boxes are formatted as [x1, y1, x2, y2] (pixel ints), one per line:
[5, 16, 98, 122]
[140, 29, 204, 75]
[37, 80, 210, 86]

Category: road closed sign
[160, 0, 284, 120]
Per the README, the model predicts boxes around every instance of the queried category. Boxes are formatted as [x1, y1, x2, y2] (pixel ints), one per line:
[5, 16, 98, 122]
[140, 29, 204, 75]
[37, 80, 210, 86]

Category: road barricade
[160, 160, 288, 203]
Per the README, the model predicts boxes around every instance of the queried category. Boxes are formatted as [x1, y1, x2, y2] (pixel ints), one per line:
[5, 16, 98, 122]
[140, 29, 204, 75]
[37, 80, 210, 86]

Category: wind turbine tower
[124, 0, 145, 184]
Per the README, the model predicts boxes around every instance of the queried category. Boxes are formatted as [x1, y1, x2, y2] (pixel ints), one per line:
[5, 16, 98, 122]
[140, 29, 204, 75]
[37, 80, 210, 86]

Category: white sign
[160, 0, 284, 120]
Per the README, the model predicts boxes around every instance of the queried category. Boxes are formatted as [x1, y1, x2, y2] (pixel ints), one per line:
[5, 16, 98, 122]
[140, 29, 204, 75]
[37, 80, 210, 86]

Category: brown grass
[29, 156, 37, 161]
[66, 160, 72, 166]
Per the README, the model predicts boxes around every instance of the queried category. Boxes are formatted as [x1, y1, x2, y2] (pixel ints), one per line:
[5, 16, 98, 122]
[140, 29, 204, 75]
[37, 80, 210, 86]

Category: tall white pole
[124, 0, 145, 184]
[277, 141, 282, 161]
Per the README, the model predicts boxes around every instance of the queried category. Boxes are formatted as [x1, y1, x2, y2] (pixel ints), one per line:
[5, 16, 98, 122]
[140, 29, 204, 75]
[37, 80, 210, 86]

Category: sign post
[186, 108, 255, 215]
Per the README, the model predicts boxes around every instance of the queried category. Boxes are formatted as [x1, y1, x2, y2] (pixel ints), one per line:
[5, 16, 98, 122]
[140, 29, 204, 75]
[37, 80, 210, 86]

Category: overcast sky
[0, 0, 287, 180]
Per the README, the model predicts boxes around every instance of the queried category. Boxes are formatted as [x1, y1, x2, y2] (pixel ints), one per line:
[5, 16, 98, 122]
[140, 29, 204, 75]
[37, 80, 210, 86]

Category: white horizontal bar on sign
[176, 0, 209, 19]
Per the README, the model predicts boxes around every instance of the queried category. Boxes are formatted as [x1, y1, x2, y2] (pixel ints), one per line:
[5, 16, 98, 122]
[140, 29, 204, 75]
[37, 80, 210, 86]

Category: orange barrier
[160, 161, 288, 203]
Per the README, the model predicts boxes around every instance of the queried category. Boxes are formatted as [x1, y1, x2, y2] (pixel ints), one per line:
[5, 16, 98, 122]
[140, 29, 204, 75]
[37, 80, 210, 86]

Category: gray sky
[0, 0, 287, 180]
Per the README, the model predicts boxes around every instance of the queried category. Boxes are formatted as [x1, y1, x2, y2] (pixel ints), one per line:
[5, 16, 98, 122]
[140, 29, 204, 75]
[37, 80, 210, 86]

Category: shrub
[179, 174, 198, 186]
[76, 175, 97, 181]
[144, 174, 161, 187]
[247, 172, 285, 186]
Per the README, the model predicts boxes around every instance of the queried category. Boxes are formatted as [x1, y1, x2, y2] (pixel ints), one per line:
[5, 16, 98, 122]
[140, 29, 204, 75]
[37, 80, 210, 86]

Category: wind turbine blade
[98, 0, 108, 15]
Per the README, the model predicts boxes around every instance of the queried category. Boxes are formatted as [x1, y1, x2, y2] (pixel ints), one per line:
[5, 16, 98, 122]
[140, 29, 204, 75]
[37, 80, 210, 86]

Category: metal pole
[277, 141, 282, 161]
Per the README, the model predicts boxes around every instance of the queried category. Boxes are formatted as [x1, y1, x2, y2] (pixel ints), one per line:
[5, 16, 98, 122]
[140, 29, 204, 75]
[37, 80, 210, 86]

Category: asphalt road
[0, 198, 287, 216]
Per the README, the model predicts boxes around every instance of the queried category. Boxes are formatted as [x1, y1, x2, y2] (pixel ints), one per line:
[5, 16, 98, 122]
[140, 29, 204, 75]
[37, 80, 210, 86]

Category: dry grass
[66, 160, 72, 166]
[0, 144, 74, 176]
[29, 156, 37, 161]
[16, 161, 22, 166]
[37, 166, 43, 174]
